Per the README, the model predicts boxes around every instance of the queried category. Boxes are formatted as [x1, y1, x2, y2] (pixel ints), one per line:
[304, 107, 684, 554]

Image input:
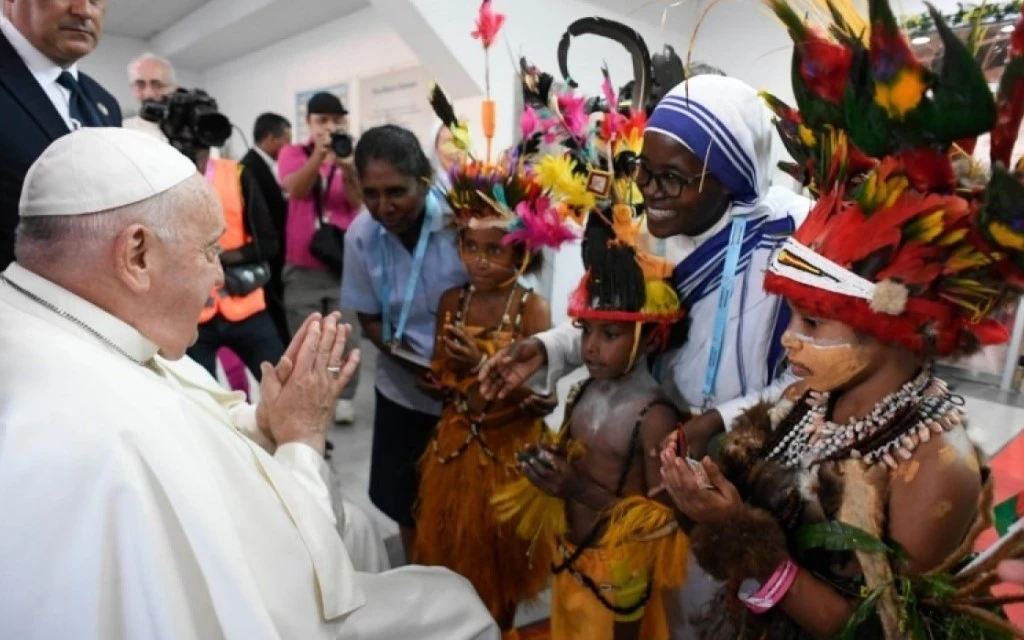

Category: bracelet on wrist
[737, 557, 798, 614]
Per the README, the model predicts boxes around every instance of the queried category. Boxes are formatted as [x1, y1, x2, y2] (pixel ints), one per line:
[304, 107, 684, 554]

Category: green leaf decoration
[838, 585, 885, 640]
[796, 520, 893, 554]
[915, 573, 958, 601]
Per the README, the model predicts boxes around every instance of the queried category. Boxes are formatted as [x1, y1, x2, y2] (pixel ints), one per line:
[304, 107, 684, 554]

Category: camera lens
[331, 132, 353, 158]
[196, 112, 232, 148]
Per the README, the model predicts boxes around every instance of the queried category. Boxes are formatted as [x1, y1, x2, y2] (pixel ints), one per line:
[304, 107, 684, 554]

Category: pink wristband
[738, 558, 798, 614]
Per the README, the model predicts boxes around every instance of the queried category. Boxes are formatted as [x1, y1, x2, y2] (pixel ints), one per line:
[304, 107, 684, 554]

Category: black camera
[330, 132, 353, 158]
[140, 88, 232, 158]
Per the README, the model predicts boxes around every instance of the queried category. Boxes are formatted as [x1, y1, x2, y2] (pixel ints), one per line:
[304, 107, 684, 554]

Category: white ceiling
[101, 0, 369, 69]
[104, 0, 213, 39]
[166, 0, 370, 68]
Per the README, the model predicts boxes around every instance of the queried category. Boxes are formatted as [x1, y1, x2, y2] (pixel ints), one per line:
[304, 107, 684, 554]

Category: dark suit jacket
[0, 29, 122, 269]
[240, 148, 288, 247]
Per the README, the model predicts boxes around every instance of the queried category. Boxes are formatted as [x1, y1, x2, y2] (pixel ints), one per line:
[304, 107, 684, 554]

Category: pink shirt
[277, 142, 360, 271]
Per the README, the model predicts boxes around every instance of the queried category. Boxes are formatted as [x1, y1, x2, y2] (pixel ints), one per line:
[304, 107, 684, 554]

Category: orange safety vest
[198, 158, 266, 324]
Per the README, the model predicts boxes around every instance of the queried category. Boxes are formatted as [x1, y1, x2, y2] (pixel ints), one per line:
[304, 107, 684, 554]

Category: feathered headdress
[520, 41, 684, 360]
[567, 207, 686, 370]
[761, 0, 1024, 358]
[427, 32, 578, 256]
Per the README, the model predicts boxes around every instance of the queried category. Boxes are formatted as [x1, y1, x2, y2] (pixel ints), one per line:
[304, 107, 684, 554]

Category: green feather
[912, 5, 996, 146]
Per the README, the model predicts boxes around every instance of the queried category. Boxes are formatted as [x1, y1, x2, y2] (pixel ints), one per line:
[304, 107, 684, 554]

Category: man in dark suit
[241, 113, 292, 343]
[0, 0, 121, 269]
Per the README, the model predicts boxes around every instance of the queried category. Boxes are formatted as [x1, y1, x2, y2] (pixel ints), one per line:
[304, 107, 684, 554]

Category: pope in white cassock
[0, 127, 499, 640]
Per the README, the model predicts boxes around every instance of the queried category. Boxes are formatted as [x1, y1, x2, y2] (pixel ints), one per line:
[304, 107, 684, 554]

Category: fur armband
[690, 506, 788, 583]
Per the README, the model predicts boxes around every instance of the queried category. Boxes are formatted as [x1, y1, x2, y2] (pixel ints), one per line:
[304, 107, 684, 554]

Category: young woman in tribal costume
[656, 1, 1024, 637]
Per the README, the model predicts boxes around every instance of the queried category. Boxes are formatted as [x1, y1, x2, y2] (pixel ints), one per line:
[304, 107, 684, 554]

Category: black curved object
[557, 17, 651, 113]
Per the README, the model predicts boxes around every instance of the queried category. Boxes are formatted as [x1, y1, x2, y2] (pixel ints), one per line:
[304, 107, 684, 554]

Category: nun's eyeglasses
[630, 158, 705, 198]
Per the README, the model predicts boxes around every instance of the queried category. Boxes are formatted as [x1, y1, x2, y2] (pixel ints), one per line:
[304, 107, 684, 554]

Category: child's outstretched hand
[517, 443, 576, 499]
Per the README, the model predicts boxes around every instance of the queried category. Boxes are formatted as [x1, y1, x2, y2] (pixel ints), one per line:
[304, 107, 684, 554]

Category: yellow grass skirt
[413, 404, 550, 619]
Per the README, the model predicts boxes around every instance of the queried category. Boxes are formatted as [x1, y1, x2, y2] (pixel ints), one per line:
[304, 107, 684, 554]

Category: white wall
[79, 34, 201, 117]
[396, 0, 694, 154]
[201, 6, 419, 157]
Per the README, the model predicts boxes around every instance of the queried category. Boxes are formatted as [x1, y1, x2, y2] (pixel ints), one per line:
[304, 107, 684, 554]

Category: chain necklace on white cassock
[1, 274, 143, 364]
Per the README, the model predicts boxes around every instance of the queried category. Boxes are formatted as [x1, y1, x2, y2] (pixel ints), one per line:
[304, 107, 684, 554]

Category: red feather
[798, 33, 854, 104]
[898, 147, 954, 192]
[471, 0, 505, 49]
[991, 17, 1024, 168]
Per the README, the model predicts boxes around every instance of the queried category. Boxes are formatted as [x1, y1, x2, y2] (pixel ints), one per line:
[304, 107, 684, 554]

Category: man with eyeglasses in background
[123, 51, 174, 141]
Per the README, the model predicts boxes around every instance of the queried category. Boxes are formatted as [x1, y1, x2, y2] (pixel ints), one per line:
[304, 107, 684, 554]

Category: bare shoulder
[888, 426, 982, 573]
[520, 289, 552, 336]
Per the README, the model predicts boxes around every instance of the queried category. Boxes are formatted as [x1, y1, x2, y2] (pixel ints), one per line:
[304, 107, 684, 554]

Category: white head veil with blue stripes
[646, 76, 779, 218]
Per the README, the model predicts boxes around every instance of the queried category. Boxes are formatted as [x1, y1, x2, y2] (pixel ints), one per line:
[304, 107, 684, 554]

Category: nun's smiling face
[638, 131, 731, 238]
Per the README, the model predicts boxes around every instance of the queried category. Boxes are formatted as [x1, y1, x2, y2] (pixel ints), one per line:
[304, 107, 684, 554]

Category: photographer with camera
[141, 88, 286, 386]
[279, 92, 363, 425]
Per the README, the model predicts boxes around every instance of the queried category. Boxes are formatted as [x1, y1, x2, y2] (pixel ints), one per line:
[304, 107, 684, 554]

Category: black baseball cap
[307, 92, 348, 116]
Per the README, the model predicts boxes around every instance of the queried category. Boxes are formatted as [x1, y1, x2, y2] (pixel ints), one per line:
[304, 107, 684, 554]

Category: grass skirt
[413, 404, 551, 619]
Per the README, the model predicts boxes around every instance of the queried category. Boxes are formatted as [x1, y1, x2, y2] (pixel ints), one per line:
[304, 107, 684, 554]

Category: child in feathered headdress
[493, 205, 691, 640]
[655, 1, 1024, 638]
[411, 56, 579, 637]
[491, 67, 692, 640]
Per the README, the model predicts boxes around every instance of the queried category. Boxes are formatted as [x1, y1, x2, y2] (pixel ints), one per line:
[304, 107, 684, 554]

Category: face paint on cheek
[781, 331, 873, 392]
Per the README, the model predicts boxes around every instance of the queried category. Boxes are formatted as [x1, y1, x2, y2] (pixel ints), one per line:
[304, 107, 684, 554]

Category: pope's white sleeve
[273, 443, 339, 527]
[227, 403, 339, 527]
[0, 437, 283, 640]
[228, 402, 277, 452]
[714, 368, 799, 431]
[529, 321, 584, 395]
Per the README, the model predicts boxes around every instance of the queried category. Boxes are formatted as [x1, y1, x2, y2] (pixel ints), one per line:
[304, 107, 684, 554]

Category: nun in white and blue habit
[532, 74, 813, 433]
[500, 73, 814, 638]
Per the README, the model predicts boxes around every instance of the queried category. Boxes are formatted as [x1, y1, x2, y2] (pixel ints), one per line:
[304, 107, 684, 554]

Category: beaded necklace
[430, 283, 528, 465]
[767, 367, 966, 470]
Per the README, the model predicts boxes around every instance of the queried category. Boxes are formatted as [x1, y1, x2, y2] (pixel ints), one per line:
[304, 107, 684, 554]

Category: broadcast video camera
[140, 88, 232, 159]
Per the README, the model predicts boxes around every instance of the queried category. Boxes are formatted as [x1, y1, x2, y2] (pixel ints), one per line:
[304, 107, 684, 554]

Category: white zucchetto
[20, 127, 197, 218]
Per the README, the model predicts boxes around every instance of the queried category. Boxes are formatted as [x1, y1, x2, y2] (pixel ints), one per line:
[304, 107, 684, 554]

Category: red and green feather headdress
[762, 0, 1024, 357]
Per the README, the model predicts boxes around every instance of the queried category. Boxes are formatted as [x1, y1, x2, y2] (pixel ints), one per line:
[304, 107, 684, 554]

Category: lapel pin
[97, 102, 109, 117]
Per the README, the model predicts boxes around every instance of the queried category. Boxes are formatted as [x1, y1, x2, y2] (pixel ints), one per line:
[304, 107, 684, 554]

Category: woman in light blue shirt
[343, 125, 468, 555]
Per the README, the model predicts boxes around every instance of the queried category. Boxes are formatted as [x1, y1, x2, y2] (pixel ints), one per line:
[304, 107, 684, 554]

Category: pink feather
[601, 66, 618, 110]
[558, 92, 589, 140]
[505, 197, 579, 251]
[521, 105, 539, 138]
[471, 0, 505, 49]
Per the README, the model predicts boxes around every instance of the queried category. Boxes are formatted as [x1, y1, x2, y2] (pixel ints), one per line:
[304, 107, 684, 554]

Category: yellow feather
[491, 477, 567, 558]
[989, 222, 1024, 252]
[642, 280, 682, 316]
[599, 496, 690, 589]
[611, 204, 641, 247]
[909, 209, 946, 243]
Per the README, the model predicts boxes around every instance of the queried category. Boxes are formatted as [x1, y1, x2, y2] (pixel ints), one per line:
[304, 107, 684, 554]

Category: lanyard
[702, 215, 748, 410]
[380, 196, 438, 345]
